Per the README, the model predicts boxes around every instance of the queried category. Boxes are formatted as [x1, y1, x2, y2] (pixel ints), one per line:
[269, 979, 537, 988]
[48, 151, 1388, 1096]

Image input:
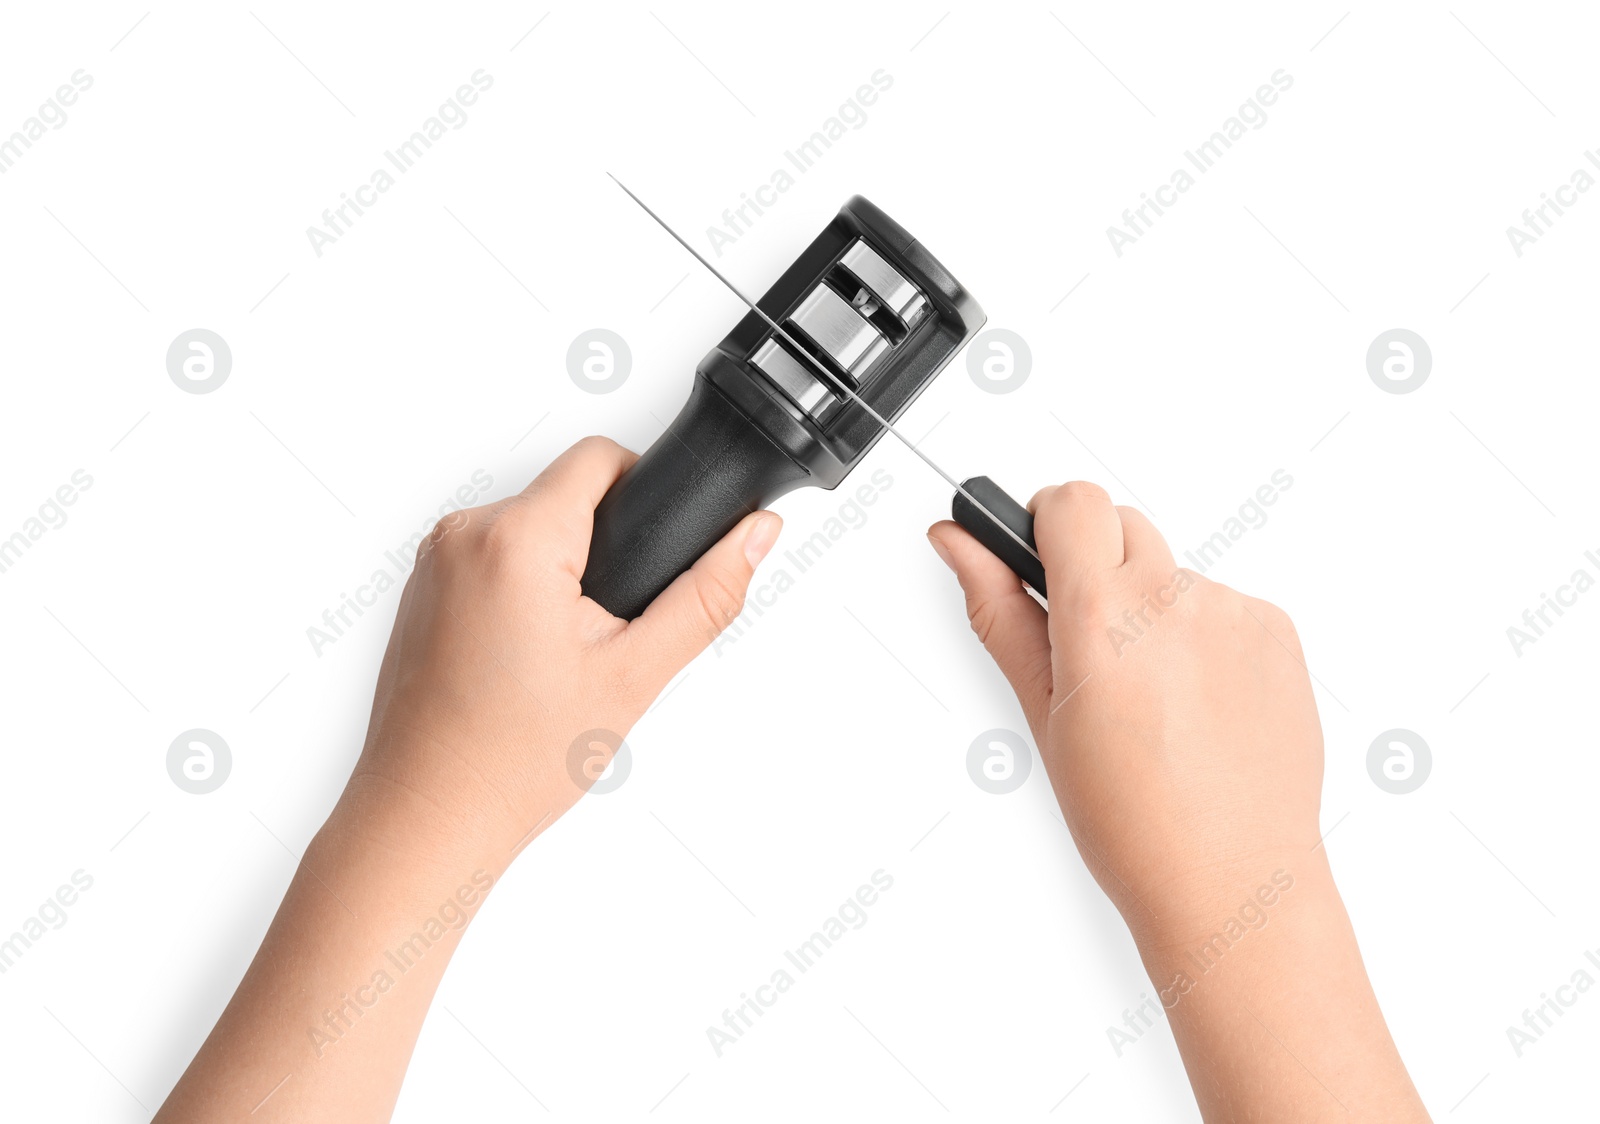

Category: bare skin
[928, 482, 1430, 1122]
[155, 438, 781, 1122]
[156, 444, 1429, 1122]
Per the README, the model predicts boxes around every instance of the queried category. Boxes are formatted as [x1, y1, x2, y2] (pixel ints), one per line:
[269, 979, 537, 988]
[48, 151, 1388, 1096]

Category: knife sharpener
[581, 196, 985, 619]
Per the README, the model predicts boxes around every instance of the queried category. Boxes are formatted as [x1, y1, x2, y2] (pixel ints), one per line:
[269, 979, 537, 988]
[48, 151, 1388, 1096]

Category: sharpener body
[580, 196, 985, 618]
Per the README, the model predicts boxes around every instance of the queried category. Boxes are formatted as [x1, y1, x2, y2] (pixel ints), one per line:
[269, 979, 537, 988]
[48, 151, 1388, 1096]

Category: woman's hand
[931, 481, 1321, 938]
[350, 436, 782, 857]
[155, 437, 779, 1124]
[929, 482, 1430, 1123]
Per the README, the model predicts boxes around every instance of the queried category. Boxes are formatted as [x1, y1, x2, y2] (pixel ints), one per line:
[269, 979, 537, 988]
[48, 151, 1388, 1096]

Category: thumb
[928, 519, 1053, 731]
[623, 510, 782, 686]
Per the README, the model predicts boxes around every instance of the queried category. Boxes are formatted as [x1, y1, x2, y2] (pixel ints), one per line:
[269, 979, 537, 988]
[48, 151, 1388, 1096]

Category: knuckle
[572, 434, 620, 459]
[1246, 593, 1287, 621]
[416, 509, 470, 562]
[1263, 600, 1299, 636]
[1240, 594, 1300, 646]
[1031, 481, 1112, 532]
[1058, 480, 1112, 504]
[694, 569, 746, 630]
[467, 508, 533, 576]
[1154, 568, 1201, 604]
[1193, 584, 1237, 620]
[967, 596, 1003, 646]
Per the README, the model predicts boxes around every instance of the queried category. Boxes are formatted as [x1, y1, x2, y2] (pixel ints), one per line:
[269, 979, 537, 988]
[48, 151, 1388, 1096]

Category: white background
[1, 2, 1596, 1119]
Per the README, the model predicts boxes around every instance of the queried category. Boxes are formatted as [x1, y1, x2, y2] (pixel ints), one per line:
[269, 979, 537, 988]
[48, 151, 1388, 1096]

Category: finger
[1031, 482, 1124, 593]
[928, 519, 1052, 731]
[621, 511, 782, 696]
[515, 436, 639, 559]
[1115, 506, 1175, 568]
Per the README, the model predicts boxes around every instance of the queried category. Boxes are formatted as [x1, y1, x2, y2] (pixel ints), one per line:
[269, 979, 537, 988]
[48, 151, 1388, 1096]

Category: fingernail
[927, 532, 956, 573]
[744, 513, 780, 567]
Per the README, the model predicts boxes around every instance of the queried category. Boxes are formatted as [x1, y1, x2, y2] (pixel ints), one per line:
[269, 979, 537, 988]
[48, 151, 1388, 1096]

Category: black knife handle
[952, 476, 1047, 597]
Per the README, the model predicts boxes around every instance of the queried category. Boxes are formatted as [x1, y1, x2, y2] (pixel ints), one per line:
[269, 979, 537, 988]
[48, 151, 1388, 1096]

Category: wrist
[337, 726, 585, 868]
[1129, 850, 1344, 971]
[1129, 856, 1362, 1021]
[1123, 854, 1428, 1119]
[321, 769, 528, 888]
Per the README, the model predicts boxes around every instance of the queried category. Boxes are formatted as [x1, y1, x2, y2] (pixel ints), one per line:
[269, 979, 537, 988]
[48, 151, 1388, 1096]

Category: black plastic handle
[952, 476, 1046, 597]
[581, 377, 810, 620]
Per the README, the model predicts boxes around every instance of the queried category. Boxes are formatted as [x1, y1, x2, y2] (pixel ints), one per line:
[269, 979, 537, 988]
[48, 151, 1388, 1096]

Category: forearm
[1133, 857, 1430, 1122]
[156, 781, 514, 1123]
